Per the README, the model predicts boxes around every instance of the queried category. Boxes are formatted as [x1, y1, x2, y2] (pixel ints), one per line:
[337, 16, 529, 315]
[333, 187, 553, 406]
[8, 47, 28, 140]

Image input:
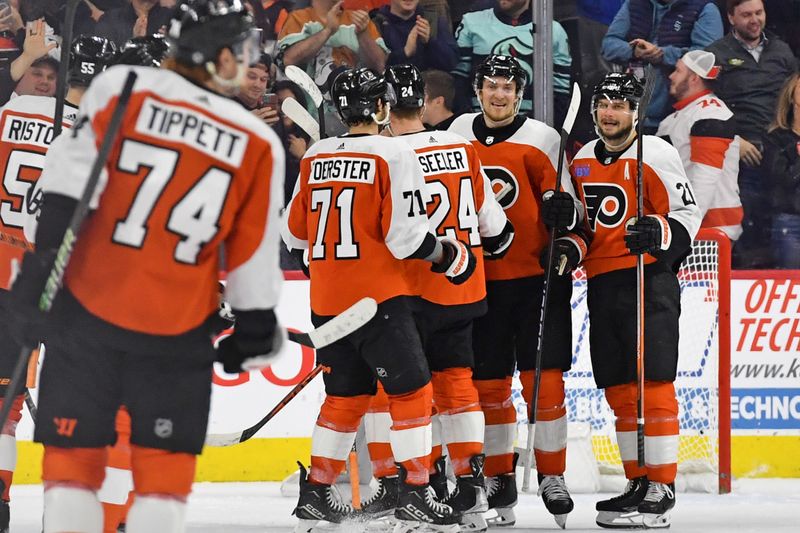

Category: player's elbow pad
[482, 220, 514, 260]
[216, 309, 286, 374]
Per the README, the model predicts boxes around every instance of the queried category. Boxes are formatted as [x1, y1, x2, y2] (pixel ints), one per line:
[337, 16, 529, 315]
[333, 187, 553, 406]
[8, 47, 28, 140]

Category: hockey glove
[541, 190, 577, 230]
[216, 309, 287, 374]
[431, 236, 476, 285]
[483, 220, 515, 260]
[289, 248, 310, 278]
[624, 215, 671, 256]
[539, 236, 584, 276]
[5, 250, 57, 348]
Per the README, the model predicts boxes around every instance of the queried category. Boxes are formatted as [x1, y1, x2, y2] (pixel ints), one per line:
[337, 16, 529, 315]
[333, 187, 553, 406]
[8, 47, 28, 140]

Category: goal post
[561, 228, 732, 494]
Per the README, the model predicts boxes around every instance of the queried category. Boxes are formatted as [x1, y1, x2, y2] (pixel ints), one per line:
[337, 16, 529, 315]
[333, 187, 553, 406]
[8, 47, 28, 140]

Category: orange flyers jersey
[35, 66, 285, 335]
[0, 95, 76, 290]
[449, 113, 580, 281]
[282, 133, 431, 316]
[400, 130, 507, 306]
[571, 136, 702, 278]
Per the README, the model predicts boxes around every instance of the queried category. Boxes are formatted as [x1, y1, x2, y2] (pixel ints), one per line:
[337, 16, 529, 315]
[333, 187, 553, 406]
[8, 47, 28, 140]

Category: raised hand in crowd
[22, 19, 57, 61]
[350, 9, 370, 34]
[252, 106, 280, 127]
[630, 38, 663, 64]
[0, 2, 23, 33]
[740, 138, 763, 168]
[287, 133, 308, 160]
[133, 14, 148, 38]
[82, 0, 105, 22]
[414, 15, 430, 44]
[325, 0, 344, 33]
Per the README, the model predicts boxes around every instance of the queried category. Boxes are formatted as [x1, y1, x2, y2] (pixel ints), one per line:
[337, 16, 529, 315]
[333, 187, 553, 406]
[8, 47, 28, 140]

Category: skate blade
[595, 510, 647, 529]
[296, 518, 366, 533]
[641, 510, 672, 529]
[460, 511, 488, 532]
[553, 513, 568, 529]
[484, 507, 516, 528]
[392, 520, 460, 533]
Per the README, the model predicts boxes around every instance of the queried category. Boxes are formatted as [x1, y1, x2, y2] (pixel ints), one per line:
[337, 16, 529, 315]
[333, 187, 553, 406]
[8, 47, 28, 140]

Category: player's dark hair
[422, 69, 455, 111]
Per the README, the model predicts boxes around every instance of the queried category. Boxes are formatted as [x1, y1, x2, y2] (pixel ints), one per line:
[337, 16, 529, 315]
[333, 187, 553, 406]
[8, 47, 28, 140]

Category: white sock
[97, 466, 134, 505]
[43, 485, 102, 533]
[126, 494, 186, 533]
[0, 434, 17, 472]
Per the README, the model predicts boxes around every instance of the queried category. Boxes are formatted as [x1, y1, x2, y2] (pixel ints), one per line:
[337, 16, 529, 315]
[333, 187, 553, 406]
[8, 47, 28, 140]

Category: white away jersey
[657, 90, 742, 240]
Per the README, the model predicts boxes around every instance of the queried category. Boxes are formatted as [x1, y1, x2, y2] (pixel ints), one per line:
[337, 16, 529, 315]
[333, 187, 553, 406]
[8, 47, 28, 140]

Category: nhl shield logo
[154, 418, 173, 439]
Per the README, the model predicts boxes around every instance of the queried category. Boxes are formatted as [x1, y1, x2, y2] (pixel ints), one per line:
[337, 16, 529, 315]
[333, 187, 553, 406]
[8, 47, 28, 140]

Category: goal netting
[514, 228, 731, 494]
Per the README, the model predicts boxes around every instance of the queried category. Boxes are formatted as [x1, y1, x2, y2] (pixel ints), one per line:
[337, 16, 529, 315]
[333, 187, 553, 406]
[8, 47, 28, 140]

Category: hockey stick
[204, 297, 378, 447]
[0, 70, 138, 432]
[53, 0, 82, 138]
[521, 82, 581, 493]
[282, 96, 320, 143]
[635, 66, 657, 468]
[284, 65, 327, 139]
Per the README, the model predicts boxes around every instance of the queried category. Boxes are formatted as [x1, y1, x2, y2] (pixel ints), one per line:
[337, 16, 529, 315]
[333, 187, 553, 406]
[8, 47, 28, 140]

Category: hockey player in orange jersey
[568, 72, 701, 529]
[448, 55, 582, 528]
[358, 64, 514, 532]
[282, 66, 477, 533]
[0, 34, 116, 532]
[5, 2, 288, 532]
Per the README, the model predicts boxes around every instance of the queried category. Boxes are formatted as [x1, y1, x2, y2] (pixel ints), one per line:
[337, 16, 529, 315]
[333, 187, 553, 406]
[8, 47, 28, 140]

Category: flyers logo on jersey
[582, 183, 628, 231]
[484, 166, 518, 209]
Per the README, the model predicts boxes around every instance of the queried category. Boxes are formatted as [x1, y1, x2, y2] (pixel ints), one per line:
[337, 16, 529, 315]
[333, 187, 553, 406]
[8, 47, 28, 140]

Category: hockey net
[546, 228, 730, 493]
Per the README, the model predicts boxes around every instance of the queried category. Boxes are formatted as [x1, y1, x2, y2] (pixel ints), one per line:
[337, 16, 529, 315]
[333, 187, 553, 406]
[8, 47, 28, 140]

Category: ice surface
[8, 478, 798, 532]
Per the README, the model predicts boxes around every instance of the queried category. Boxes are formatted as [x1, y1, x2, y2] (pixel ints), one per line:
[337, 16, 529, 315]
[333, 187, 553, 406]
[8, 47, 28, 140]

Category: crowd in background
[2, 0, 800, 269]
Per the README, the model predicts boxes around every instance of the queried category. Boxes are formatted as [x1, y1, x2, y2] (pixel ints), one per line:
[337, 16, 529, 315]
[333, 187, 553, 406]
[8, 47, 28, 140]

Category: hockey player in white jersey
[448, 54, 582, 528]
[568, 72, 701, 529]
[282, 66, 477, 533]
[357, 63, 513, 532]
[657, 49, 743, 241]
[0, 34, 116, 533]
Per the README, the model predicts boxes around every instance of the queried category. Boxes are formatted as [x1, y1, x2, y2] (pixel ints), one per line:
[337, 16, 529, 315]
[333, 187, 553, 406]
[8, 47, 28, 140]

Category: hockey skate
[637, 481, 675, 528]
[392, 464, 460, 533]
[293, 463, 359, 532]
[361, 476, 399, 531]
[595, 476, 649, 529]
[484, 453, 518, 527]
[537, 474, 574, 529]
[443, 455, 489, 532]
[429, 456, 450, 501]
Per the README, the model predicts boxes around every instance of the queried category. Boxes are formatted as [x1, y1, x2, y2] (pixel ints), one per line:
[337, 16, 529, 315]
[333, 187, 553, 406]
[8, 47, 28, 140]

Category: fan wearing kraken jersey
[283, 66, 475, 533]
[570, 72, 701, 529]
[0, 34, 115, 533]
[358, 64, 512, 533]
[448, 54, 581, 528]
[6, 3, 286, 533]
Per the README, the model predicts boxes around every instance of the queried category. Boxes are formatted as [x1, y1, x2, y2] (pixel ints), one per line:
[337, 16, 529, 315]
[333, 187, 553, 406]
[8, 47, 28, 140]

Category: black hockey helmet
[385, 64, 425, 110]
[114, 34, 169, 67]
[472, 54, 528, 95]
[167, 0, 257, 67]
[592, 72, 644, 110]
[331, 67, 396, 123]
[68, 35, 117, 87]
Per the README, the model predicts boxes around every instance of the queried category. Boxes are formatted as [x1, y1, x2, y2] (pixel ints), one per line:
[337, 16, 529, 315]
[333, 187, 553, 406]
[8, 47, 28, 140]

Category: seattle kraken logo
[492, 36, 534, 83]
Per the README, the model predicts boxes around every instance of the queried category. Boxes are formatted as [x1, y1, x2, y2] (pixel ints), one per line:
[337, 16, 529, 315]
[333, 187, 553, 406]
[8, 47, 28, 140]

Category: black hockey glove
[290, 248, 310, 278]
[624, 215, 671, 256]
[539, 236, 584, 276]
[5, 250, 57, 348]
[431, 236, 476, 285]
[216, 309, 286, 374]
[482, 220, 515, 260]
[541, 190, 577, 230]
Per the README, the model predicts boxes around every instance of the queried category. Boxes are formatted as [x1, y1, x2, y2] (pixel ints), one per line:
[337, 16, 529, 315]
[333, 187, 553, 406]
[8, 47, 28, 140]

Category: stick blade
[204, 431, 244, 448]
[285, 65, 324, 107]
[561, 82, 582, 136]
[282, 97, 320, 142]
[289, 297, 377, 349]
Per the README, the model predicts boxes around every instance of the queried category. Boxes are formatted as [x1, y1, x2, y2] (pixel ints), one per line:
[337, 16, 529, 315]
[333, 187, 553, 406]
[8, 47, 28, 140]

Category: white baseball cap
[681, 50, 721, 80]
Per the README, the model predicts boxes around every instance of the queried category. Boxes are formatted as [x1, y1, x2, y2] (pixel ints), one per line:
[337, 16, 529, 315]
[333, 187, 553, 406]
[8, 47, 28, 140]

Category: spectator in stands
[94, 0, 172, 46]
[453, 0, 572, 124]
[421, 68, 455, 129]
[279, 0, 388, 85]
[707, 0, 797, 267]
[762, 72, 800, 268]
[601, 0, 723, 133]
[0, 19, 56, 105]
[371, 0, 457, 71]
[247, 1, 293, 42]
[235, 54, 280, 128]
[275, 79, 311, 204]
[657, 49, 743, 242]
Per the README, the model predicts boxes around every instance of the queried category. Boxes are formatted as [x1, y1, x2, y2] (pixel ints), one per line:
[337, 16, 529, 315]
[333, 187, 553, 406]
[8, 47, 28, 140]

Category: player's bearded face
[594, 98, 634, 143]
[479, 76, 519, 122]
